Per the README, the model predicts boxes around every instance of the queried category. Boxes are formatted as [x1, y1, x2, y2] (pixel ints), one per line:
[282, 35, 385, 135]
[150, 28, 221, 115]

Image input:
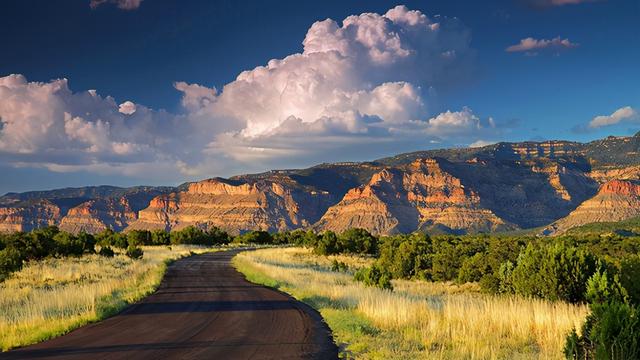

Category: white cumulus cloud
[589, 106, 639, 128]
[0, 6, 508, 183]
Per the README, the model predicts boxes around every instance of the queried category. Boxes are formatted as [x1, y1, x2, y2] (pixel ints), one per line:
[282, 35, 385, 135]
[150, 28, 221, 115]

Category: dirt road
[3, 250, 338, 359]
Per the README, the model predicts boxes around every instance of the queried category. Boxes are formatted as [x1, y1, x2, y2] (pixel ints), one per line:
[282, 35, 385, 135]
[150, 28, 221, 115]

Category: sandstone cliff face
[0, 200, 61, 233]
[58, 197, 138, 234]
[127, 177, 336, 234]
[548, 180, 640, 234]
[315, 168, 418, 234]
[0, 187, 171, 234]
[315, 159, 514, 235]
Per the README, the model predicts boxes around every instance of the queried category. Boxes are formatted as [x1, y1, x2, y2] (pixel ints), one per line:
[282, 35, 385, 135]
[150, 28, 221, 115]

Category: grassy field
[0, 245, 212, 351]
[234, 247, 589, 359]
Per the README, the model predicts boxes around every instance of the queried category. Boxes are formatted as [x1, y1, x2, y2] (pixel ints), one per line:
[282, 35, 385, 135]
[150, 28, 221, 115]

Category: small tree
[76, 232, 96, 253]
[234, 230, 273, 245]
[127, 230, 151, 246]
[313, 231, 339, 255]
[53, 232, 83, 256]
[565, 302, 640, 360]
[207, 226, 231, 245]
[338, 228, 379, 255]
[151, 229, 170, 245]
[354, 264, 393, 290]
[619, 255, 640, 305]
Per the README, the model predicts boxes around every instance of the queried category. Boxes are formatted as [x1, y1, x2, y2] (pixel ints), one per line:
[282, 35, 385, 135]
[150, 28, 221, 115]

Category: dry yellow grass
[0, 245, 211, 351]
[235, 247, 589, 359]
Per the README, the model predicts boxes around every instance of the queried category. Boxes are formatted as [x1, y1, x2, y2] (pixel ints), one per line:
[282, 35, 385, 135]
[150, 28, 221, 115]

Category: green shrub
[618, 255, 640, 305]
[207, 226, 232, 245]
[98, 246, 115, 257]
[76, 232, 96, 253]
[313, 231, 339, 255]
[496, 260, 515, 294]
[457, 252, 491, 283]
[96, 229, 128, 249]
[299, 230, 320, 248]
[53, 232, 83, 256]
[0, 247, 23, 281]
[127, 230, 151, 246]
[16, 232, 56, 260]
[431, 240, 465, 281]
[234, 230, 273, 245]
[585, 268, 628, 305]
[377, 233, 432, 280]
[508, 243, 597, 303]
[151, 229, 171, 245]
[354, 264, 393, 290]
[125, 245, 144, 259]
[479, 274, 501, 293]
[337, 228, 378, 255]
[565, 302, 640, 360]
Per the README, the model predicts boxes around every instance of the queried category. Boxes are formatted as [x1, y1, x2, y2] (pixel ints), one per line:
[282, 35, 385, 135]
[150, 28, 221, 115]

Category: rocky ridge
[315, 159, 514, 234]
[4, 133, 640, 235]
[127, 177, 337, 234]
[547, 180, 640, 234]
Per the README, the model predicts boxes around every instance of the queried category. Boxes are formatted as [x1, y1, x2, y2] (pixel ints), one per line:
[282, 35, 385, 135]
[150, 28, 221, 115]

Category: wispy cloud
[90, 0, 143, 10]
[522, 0, 600, 8]
[506, 37, 578, 54]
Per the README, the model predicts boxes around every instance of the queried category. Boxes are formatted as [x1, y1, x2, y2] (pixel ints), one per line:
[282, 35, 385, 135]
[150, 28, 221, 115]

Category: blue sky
[0, 0, 638, 194]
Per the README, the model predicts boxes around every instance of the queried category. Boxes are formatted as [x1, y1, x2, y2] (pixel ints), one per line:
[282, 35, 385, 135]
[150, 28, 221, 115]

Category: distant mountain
[4, 133, 640, 235]
[0, 186, 175, 233]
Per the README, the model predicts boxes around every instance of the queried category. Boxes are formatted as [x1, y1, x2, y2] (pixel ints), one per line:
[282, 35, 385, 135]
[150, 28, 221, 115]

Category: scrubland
[234, 247, 589, 359]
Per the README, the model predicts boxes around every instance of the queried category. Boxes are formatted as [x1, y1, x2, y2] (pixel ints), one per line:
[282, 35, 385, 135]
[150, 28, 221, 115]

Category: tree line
[0, 225, 291, 282]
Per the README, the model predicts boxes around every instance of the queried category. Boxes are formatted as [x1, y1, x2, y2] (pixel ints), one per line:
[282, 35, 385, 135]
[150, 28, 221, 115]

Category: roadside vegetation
[235, 247, 588, 359]
[0, 245, 211, 351]
[236, 228, 640, 359]
[0, 224, 297, 351]
[0, 225, 238, 351]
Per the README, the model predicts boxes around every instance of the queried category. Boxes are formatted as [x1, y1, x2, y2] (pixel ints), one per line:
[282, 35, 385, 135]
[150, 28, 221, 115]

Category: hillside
[547, 180, 640, 235]
[4, 133, 640, 235]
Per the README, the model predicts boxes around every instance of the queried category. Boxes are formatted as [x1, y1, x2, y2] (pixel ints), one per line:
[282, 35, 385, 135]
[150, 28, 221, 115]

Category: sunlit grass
[234, 247, 589, 359]
[0, 245, 213, 351]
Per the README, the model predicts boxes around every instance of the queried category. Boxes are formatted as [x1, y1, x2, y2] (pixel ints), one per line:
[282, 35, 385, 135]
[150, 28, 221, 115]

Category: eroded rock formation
[315, 159, 514, 235]
[548, 180, 640, 234]
[127, 177, 336, 234]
